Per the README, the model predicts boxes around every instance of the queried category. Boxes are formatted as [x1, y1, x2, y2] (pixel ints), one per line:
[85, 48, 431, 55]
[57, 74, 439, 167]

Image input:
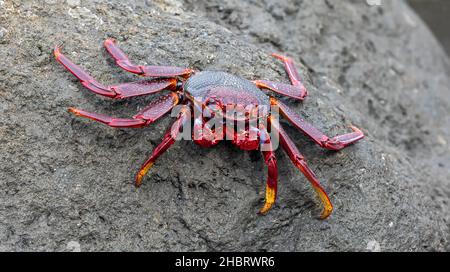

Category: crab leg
[253, 53, 307, 100]
[135, 106, 191, 186]
[271, 98, 364, 151]
[258, 127, 279, 215]
[54, 47, 177, 98]
[69, 92, 179, 128]
[270, 117, 333, 219]
[104, 39, 194, 78]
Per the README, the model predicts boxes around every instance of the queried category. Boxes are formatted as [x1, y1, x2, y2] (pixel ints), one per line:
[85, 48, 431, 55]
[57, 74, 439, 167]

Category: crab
[54, 39, 364, 218]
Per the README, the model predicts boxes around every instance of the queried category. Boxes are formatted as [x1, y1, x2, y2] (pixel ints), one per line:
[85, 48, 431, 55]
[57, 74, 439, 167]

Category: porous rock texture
[0, 0, 449, 251]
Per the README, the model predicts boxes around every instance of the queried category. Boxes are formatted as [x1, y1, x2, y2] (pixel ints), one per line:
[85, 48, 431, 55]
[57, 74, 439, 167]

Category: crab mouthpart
[135, 162, 154, 187]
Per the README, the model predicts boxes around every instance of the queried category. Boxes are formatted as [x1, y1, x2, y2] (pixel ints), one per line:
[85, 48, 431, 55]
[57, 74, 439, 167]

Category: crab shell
[184, 71, 271, 123]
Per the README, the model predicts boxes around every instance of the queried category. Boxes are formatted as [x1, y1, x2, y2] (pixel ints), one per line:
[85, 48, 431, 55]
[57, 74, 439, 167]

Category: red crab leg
[54, 46, 178, 99]
[253, 53, 307, 100]
[253, 80, 307, 100]
[258, 128, 279, 215]
[270, 117, 333, 219]
[104, 39, 194, 78]
[271, 98, 364, 151]
[69, 92, 179, 128]
[135, 106, 191, 186]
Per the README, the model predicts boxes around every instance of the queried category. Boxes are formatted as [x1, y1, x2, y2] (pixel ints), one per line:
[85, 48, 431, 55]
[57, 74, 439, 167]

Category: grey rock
[0, 0, 449, 251]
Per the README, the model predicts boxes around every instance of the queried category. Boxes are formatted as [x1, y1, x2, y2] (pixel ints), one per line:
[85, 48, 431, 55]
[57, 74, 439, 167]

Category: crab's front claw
[312, 184, 334, 220]
[258, 184, 277, 215]
[322, 126, 365, 151]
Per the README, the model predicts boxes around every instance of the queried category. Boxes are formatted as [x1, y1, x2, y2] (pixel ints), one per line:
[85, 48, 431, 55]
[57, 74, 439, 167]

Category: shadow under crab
[54, 39, 364, 219]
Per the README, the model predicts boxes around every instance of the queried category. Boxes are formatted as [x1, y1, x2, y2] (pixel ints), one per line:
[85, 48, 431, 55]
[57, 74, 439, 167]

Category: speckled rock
[0, 0, 448, 251]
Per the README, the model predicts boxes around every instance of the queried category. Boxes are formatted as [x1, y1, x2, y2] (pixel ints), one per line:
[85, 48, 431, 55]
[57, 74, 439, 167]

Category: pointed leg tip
[319, 206, 333, 220]
[311, 185, 333, 219]
[135, 173, 145, 187]
[68, 107, 81, 116]
[257, 209, 269, 216]
[271, 52, 282, 58]
[258, 202, 274, 215]
[299, 90, 308, 100]
[54, 46, 62, 58]
[180, 68, 195, 78]
[349, 125, 365, 142]
[104, 38, 116, 46]
[134, 179, 143, 188]
[271, 53, 290, 62]
[135, 162, 154, 187]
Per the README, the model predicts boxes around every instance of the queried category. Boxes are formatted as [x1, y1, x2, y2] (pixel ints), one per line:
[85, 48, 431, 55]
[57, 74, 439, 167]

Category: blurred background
[408, 0, 450, 57]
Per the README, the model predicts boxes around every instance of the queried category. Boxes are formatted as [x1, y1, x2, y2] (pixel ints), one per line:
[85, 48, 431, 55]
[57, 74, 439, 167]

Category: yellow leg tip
[258, 202, 275, 215]
[135, 162, 154, 187]
[312, 187, 334, 220]
[319, 205, 333, 220]
[271, 53, 291, 62]
[104, 38, 116, 46]
[54, 46, 61, 59]
[258, 185, 276, 215]
[68, 107, 81, 116]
